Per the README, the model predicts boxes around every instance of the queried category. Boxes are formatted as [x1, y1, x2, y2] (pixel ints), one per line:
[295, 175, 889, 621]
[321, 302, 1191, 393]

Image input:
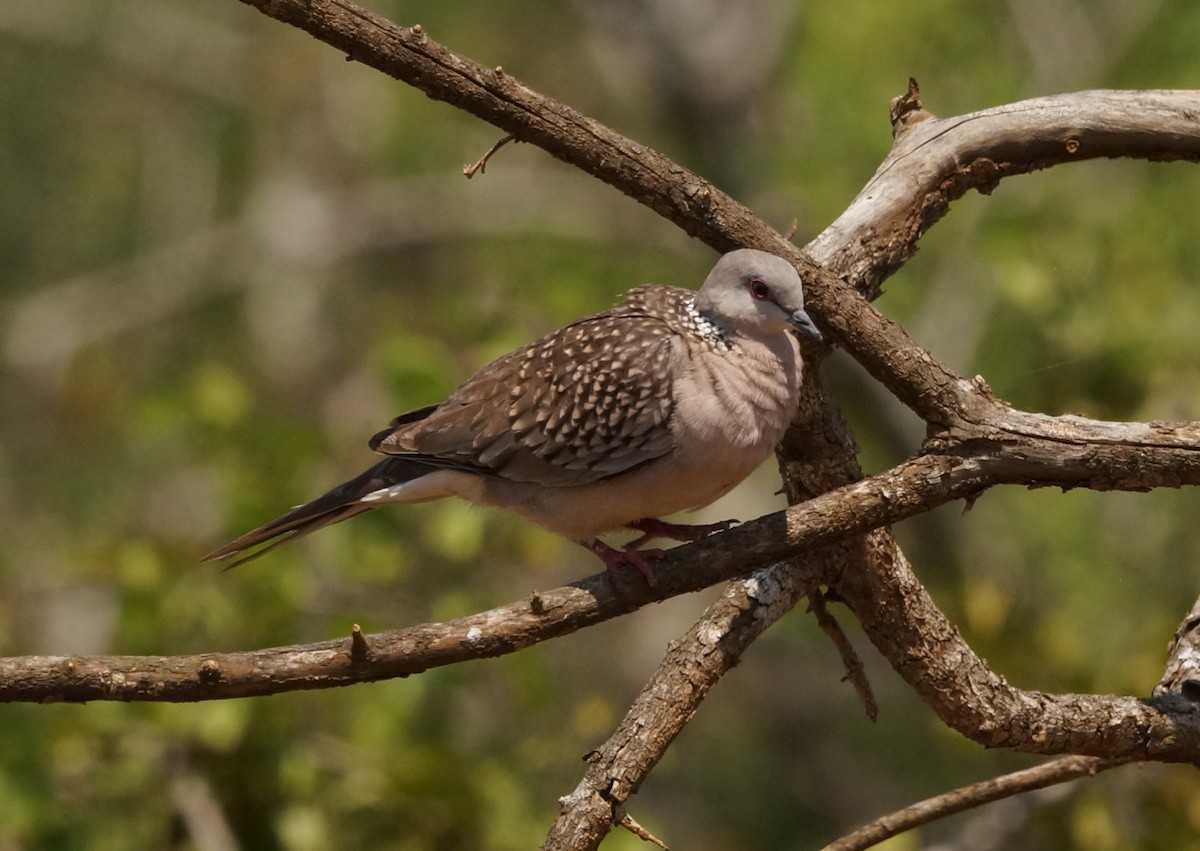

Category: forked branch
[6, 2, 1200, 849]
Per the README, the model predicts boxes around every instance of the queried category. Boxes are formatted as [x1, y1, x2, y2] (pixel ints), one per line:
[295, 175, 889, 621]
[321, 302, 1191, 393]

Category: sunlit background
[3, 1, 1200, 848]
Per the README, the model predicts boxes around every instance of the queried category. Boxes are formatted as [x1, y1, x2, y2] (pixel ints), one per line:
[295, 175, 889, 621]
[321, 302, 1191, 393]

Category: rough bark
[6, 2, 1200, 849]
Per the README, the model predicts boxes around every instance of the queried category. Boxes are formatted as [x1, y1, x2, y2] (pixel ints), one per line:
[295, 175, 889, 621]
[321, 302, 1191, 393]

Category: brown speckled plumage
[204, 249, 822, 580]
[370, 285, 725, 484]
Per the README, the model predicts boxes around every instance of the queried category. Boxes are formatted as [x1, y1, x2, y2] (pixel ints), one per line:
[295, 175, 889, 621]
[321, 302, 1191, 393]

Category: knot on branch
[890, 77, 934, 137]
[197, 659, 222, 684]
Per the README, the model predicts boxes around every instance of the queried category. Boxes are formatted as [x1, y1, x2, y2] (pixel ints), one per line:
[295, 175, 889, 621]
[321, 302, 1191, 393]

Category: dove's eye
[748, 277, 771, 300]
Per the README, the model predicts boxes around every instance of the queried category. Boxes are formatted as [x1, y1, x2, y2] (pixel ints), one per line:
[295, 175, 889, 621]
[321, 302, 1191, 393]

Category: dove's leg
[623, 517, 735, 550]
[584, 539, 665, 588]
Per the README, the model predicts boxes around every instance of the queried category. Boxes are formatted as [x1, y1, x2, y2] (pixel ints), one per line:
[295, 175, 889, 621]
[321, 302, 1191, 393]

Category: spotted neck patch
[684, 297, 734, 352]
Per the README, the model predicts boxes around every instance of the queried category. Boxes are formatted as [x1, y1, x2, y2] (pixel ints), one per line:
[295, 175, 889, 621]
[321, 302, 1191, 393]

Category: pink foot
[624, 517, 736, 550]
[585, 539, 665, 588]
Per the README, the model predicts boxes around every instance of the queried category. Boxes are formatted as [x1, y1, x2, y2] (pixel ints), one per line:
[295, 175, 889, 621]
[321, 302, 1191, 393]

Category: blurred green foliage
[3, 1, 1200, 848]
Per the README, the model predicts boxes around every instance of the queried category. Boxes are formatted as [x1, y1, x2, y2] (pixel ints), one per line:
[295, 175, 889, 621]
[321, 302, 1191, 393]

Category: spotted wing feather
[371, 287, 688, 486]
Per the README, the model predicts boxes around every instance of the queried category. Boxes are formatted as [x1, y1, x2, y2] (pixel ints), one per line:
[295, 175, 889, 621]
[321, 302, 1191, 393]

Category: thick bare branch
[805, 86, 1200, 421]
[20, 3, 1200, 847]
[234, 0, 765, 253]
[809, 86, 1200, 299]
[544, 557, 822, 851]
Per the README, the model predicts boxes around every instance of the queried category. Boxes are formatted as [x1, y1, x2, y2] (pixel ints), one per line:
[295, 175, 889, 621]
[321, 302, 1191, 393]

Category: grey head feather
[695, 249, 822, 344]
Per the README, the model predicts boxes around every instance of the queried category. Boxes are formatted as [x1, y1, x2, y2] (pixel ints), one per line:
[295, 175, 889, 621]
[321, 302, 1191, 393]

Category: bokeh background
[4, 1, 1200, 849]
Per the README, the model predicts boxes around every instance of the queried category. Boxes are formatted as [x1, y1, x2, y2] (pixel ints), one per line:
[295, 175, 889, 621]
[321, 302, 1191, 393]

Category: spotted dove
[203, 249, 823, 584]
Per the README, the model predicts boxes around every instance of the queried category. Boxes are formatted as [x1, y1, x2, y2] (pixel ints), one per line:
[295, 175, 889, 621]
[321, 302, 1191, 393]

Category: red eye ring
[749, 277, 771, 300]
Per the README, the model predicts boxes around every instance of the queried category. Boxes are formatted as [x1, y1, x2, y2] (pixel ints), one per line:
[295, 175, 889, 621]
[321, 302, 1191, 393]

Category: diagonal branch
[234, 0, 765, 252]
[43, 3, 1200, 847]
[809, 87, 1200, 300]
[0, 451, 973, 704]
[820, 755, 1126, 851]
[545, 554, 829, 851]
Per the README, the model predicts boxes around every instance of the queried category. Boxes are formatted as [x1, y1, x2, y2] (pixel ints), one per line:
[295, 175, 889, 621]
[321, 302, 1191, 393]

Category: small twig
[463, 133, 515, 178]
[821, 755, 1127, 851]
[807, 586, 877, 722]
[617, 809, 670, 850]
[350, 623, 372, 661]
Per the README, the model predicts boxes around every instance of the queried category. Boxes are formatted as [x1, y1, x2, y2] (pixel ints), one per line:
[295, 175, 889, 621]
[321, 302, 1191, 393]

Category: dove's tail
[202, 456, 436, 569]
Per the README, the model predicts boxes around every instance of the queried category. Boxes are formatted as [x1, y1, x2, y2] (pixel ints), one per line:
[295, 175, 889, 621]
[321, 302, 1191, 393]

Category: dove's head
[695, 249, 823, 345]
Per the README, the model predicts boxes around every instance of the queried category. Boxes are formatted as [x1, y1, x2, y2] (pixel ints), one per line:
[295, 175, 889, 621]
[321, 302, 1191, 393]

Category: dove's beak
[788, 309, 824, 346]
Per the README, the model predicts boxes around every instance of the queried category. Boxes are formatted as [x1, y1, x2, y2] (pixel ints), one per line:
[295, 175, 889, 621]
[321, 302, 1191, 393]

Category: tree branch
[821, 755, 1125, 851]
[826, 587, 1200, 851]
[0, 451, 990, 704]
[10, 401, 1198, 705]
[19, 2, 1200, 847]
